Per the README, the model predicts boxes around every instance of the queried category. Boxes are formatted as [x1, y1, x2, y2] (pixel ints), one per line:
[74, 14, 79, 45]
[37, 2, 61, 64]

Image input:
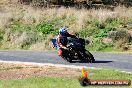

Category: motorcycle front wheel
[84, 50, 95, 63]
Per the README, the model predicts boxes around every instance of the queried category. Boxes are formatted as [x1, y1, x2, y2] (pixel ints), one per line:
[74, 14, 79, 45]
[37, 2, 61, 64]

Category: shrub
[87, 38, 114, 51]
[0, 30, 4, 41]
[3, 21, 43, 49]
[78, 27, 99, 38]
[31, 0, 49, 7]
[108, 29, 131, 43]
[36, 22, 59, 35]
[10, 21, 36, 33]
[36, 22, 54, 34]
[94, 29, 110, 38]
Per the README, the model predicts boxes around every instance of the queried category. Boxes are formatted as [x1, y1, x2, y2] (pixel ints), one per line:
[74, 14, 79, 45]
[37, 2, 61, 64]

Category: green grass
[0, 69, 132, 88]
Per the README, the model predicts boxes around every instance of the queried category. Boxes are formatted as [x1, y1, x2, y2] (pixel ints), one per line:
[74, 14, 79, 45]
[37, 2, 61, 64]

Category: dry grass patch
[0, 62, 81, 80]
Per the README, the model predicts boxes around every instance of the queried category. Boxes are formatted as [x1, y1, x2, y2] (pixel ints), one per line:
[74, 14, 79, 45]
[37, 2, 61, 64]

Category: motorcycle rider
[51, 27, 95, 63]
[56, 26, 77, 55]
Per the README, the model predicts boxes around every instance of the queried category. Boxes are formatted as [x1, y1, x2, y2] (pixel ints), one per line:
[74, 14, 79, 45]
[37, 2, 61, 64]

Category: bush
[5, 20, 61, 49]
[108, 29, 131, 43]
[10, 21, 36, 33]
[78, 27, 112, 39]
[94, 28, 111, 38]
[36, 22, 54, 34]
[0, 30, 4, 42]
[32, 0, 49, 7]
[36, 22, 59, 35]
[78, 27, 99, 38]
[87, 38, 114, 51]
[3, 21, 43, 49]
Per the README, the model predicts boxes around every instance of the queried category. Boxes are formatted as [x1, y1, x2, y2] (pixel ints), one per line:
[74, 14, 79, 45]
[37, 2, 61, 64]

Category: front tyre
[84, 50, 95, 63]
[64, 56, 72, 63]
[61, 55, 72, 63]
[60, 48, 72, 63]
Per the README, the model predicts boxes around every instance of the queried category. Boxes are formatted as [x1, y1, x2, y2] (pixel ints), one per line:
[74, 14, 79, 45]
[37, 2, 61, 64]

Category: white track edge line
[0, 60, 98, 69]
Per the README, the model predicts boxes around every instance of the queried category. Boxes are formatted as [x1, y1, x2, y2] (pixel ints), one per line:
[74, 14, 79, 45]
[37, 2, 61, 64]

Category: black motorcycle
[52, 37, 95, 63]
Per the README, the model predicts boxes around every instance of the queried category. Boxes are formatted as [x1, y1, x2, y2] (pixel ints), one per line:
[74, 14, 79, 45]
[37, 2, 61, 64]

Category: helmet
[59, 27, 68, 36]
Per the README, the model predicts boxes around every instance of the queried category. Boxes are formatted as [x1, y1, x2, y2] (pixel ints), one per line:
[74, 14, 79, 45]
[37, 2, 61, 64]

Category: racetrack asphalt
[0, 51, 132, 72]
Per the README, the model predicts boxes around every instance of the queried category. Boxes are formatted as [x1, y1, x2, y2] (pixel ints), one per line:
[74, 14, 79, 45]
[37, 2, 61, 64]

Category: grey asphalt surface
[0, 51, 132, 72]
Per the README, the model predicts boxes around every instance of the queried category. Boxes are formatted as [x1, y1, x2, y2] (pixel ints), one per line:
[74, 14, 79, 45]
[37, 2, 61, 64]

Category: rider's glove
[62, 46, 67, 50]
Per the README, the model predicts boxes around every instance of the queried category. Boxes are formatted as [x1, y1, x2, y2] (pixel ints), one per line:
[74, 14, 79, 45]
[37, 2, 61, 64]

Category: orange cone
[82, 67, 85, 77]
[81, 67, 88, 78]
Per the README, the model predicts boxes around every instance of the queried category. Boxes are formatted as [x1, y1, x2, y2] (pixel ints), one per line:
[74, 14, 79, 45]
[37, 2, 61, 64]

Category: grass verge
[0, 63, 131, 88]
[0, 2, 132, 52]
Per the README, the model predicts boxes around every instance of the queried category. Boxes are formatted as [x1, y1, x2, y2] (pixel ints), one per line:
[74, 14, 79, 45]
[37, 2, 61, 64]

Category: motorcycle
[51, 37, 95, 63]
